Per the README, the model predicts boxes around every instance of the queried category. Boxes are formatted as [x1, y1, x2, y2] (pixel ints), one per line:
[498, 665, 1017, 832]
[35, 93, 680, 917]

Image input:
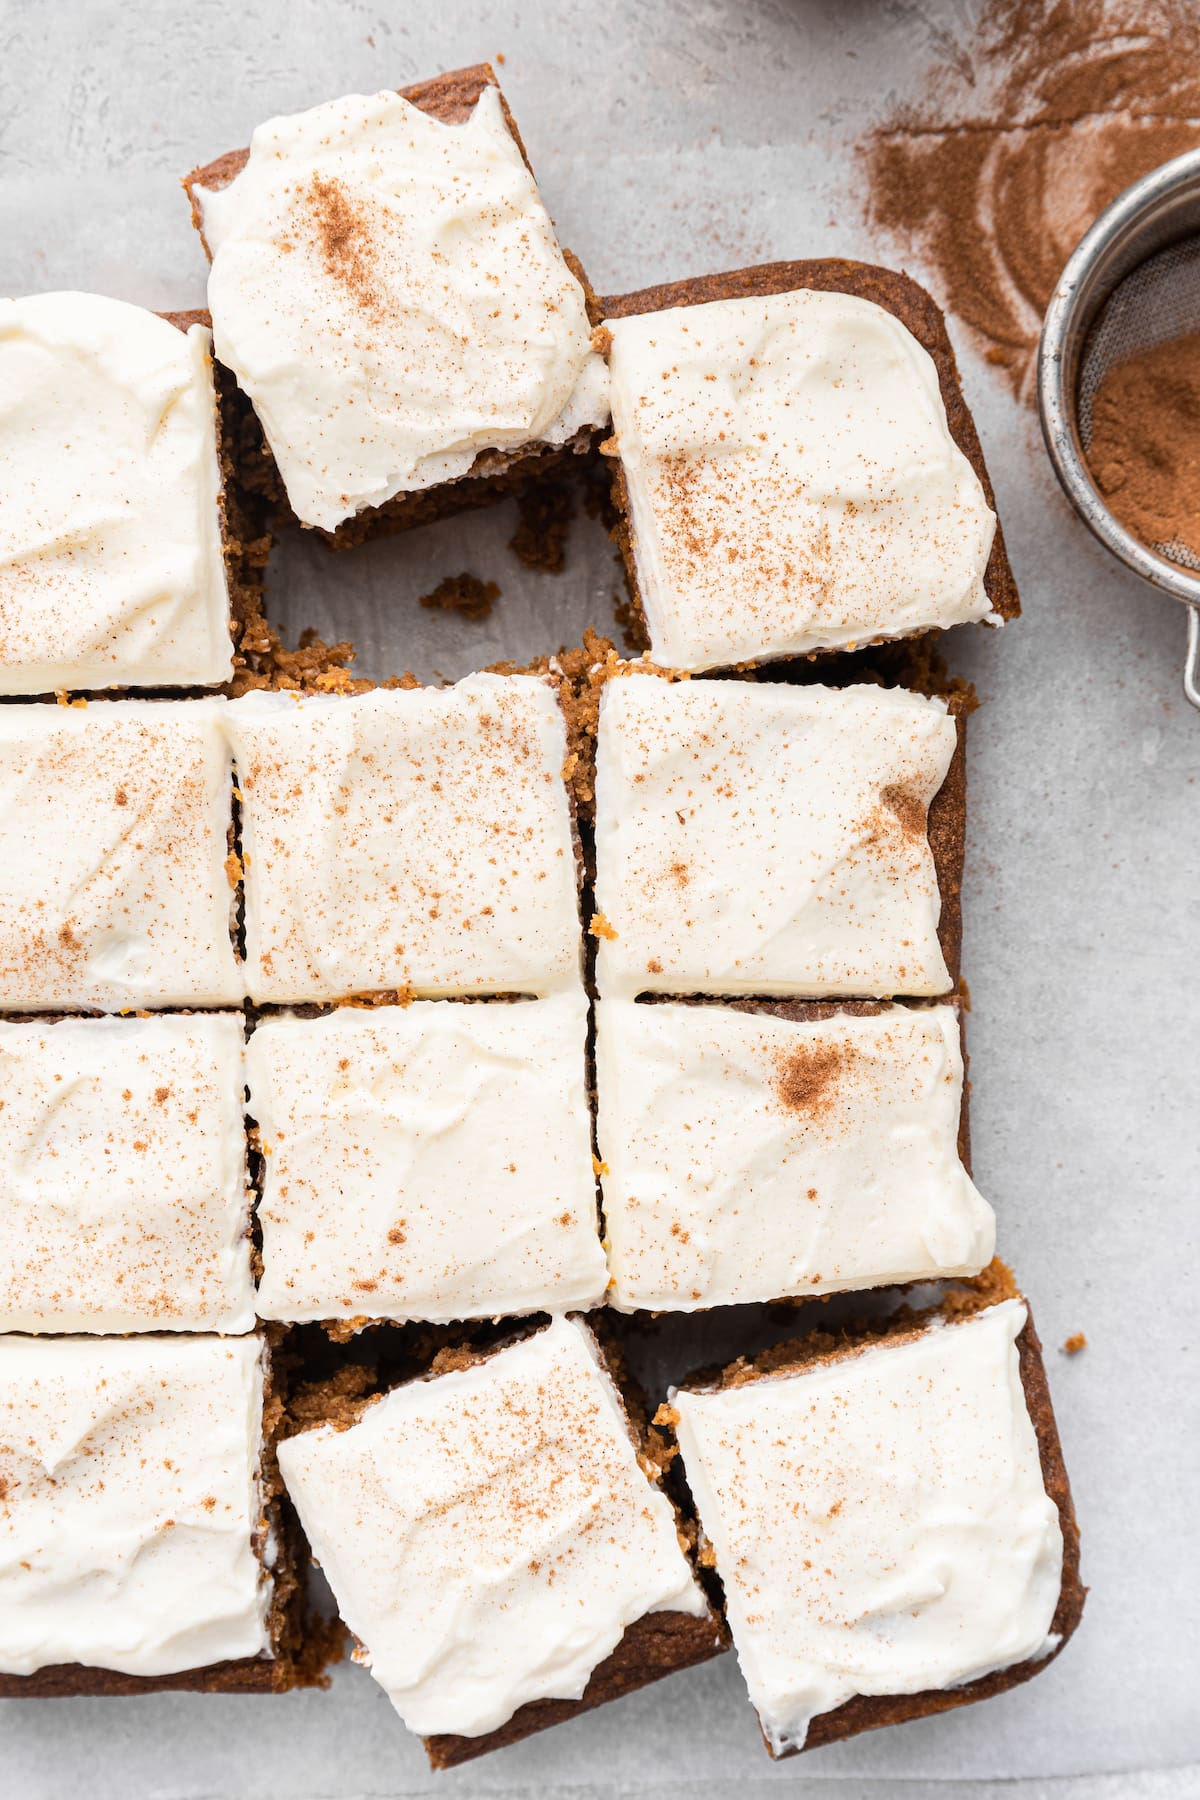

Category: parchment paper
[1, 1, 1197, 1793]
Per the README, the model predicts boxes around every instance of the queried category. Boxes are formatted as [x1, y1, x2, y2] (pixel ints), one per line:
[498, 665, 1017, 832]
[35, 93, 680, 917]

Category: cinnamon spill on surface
[1086, 331, 1200, 564]
[419, 573, 501, 623]
[774, 1042, 855, 1118]
[863, 0, 1200, 397]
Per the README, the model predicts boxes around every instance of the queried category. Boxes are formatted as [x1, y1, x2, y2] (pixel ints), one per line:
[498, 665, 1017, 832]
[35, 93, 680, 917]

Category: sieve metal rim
[1037, 146, 1200, 708]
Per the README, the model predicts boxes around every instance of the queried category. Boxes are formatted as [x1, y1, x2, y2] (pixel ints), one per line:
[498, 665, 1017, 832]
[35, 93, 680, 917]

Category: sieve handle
[1187, 605, 1200, 714]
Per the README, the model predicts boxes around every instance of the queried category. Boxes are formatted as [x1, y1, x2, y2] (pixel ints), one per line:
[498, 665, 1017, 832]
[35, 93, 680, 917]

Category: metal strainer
[1038, 146, 1200, 711]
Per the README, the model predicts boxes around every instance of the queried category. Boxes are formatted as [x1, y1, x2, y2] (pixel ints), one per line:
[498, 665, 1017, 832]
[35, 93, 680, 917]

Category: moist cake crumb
[1061, 1332, 1087, 1356]
[419, 573, 501, 622]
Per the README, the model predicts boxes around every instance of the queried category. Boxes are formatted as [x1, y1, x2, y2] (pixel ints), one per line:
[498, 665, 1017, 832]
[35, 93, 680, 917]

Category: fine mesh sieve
[1039, 148, 1200, 711]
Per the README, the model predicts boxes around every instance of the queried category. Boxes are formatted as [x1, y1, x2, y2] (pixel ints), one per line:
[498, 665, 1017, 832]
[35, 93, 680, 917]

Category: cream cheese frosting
[594, 676, 957, 998]
[605, 288, 996, 671]
[226, 676, 581, 1004]
[671, 1300, 1063, 1754]
[0, 1334, 273, 1678]
[0, 1014, 253, 1334]
[249, 991, 606, 1324]
[277, 1315, 711, 1739]
[0, 697, 240, 1012]
[197, 85, 608, 531]
[0, 293, 232, 692]
[596, 1001, 993, 1311]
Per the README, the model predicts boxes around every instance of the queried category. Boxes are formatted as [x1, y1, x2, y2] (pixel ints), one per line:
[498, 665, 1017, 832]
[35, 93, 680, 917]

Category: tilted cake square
[669, 1287, 1083, 1756]
[278, 1314, 725, 1765]
[184, 66, 608, 540]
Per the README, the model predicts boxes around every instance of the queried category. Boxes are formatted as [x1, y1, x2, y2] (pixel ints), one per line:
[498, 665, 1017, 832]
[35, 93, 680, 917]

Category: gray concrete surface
[1, 1, 1197, 1794]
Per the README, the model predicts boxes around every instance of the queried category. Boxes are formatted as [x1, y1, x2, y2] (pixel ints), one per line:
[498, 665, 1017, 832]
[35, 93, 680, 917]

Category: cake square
[593, 675, 963, 1000]
[602, 259, 1018, 672]
[669, 1291, 1084, 1757]
[0, 1013, 253, 1334]
[596, 999, 993, 1311]
[248, 990, 606, 1325]
[226, 675, 582, 1004]
[0, 293, 234, 694]
[277, 1314, 725, 1765]
[0, 698, 240, 1012]
[183, 65, 608, 539]
[0, 1333, 304, 1694]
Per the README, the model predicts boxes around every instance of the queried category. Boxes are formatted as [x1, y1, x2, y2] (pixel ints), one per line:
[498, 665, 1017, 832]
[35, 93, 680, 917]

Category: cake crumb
[589, 912, 619, 941]
[1061, 1331, 1087, 1356]
[224, 851, 243, 889]
[419, 572, 500, 622]
[653, 1402, 680, 1428]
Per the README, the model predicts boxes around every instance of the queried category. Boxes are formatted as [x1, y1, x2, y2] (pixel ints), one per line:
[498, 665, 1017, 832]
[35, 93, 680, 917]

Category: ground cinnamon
[863, 0, 1200, 398]
[1086, 331, 1200, 564]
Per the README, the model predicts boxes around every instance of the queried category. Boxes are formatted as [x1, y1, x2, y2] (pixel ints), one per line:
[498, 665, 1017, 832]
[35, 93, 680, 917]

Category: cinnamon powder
[863, 0, 1200, 397]
[1086, 331, 1200, 563]
[774, 1043, 854, 1118]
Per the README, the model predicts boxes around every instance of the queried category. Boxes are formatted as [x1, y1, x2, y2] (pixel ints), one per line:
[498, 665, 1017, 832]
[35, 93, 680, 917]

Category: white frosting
[0, 294, 232, 692]
[672, 1300, 1062, 1753]
[606, 288, 996, 671]
[278, 1315, 711, 1738]
[0, 698, 240, 1011]
[594, 677, 957, 999]
[226, 676, 581, 1003]
[0, 1334, 273, 1678]
[0, 1014, 253, 1333]
[249, 991, 606, 1323]
[597, 1001, 993, 1311]
[198, 86, 608, 531]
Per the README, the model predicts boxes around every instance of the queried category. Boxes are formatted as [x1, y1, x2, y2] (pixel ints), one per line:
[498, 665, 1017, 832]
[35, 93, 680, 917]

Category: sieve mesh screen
[1078, 233, 1200, 571]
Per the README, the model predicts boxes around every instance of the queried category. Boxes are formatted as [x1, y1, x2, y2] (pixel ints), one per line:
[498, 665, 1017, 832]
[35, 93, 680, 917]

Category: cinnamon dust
[774, 1043, 855, 1118]
[1086, 331, 1200, 563]
[863, 0, 1200, 396]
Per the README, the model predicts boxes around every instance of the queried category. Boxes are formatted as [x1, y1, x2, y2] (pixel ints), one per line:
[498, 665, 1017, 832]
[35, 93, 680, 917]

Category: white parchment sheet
[1, 2, 1197, 1795]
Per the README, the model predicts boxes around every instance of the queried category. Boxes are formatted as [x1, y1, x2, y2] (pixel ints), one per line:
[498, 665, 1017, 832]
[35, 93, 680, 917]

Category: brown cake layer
[161, 307, 273, 692]
[424, 1606, 728, 1769]
[182, 65, 604, 549]
[0, 1335, 337, 1699]
[930, 705, 967, 991]
[672, 1268, 1084, 1759]
[600, 259, 1020, 658]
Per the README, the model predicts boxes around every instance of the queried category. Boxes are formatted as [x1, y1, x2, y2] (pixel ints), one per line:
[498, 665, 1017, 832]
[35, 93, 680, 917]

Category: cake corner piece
[597, 258, 1018, 673]
[668, 1271, 1084, 1758]
[0, 1330, 321, 1697]
[181, 65, 609, 545]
